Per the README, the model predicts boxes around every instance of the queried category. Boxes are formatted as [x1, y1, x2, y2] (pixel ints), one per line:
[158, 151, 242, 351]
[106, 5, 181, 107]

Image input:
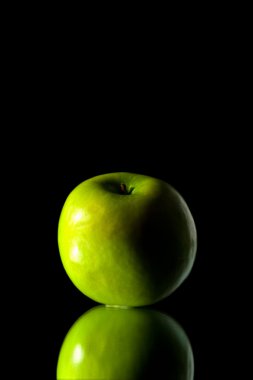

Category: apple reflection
[56, 305, 194, 380]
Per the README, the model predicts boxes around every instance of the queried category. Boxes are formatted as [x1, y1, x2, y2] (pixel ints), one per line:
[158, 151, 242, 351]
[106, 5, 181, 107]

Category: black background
[4, 10, 250, 379]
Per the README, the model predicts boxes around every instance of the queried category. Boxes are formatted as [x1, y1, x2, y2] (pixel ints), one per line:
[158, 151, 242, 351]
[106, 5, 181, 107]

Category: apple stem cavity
[119, 183, 133, 195]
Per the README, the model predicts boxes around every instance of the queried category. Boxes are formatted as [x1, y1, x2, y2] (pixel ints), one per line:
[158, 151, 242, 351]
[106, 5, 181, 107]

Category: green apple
[58, 172, 197, 306]
[56, 305, 194, 380]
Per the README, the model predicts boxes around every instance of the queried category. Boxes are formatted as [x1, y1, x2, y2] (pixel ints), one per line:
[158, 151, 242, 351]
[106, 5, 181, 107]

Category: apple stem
[119, 183, 134, 195]
[120, 183, 127, 194]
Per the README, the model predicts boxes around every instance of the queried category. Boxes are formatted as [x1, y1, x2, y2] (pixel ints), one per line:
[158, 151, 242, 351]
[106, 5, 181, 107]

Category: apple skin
[56, 305, 194, 380]
[58, 172, 197, 306]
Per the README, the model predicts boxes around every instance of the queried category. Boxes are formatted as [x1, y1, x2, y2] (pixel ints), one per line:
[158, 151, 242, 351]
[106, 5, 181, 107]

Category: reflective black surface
[56, 305, 194, 379]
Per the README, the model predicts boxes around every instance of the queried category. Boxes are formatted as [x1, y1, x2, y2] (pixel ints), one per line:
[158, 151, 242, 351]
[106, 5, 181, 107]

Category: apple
[56, 305, 194, 379]
[58, 172, 197, 306]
